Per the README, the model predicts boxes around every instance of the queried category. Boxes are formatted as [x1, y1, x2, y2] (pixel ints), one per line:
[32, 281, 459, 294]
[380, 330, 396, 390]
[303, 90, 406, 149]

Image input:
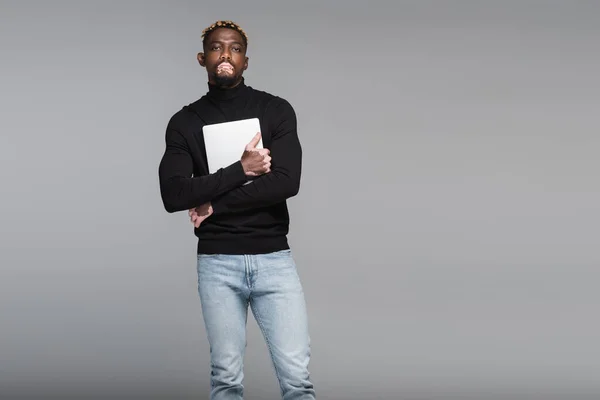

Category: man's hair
[202, 20, 248, 48]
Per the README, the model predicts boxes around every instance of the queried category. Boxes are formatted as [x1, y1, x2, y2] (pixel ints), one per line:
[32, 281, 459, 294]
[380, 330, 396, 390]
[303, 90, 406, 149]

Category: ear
[197, 52, 206, 67]
[243, 56, 249, 71]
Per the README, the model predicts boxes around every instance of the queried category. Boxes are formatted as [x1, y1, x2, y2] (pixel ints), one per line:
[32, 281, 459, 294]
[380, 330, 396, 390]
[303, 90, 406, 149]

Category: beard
[213, 71, 239, 88]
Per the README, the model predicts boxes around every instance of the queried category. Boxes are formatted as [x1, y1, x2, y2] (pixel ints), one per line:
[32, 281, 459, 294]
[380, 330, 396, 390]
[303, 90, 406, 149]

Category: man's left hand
[189, 202, 213, 228]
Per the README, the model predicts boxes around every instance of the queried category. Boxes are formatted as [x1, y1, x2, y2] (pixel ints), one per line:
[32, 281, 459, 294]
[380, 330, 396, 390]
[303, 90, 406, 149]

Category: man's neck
[207, 77, 247, 100]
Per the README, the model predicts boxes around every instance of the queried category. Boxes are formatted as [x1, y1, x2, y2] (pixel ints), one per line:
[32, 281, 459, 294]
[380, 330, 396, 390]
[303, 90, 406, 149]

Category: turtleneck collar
[206, 77, 248, 101]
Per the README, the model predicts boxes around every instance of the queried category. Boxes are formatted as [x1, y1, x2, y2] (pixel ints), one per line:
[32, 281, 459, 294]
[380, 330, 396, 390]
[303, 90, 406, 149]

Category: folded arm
[158, 120, 249, 213]
[211, 99, 302, 215]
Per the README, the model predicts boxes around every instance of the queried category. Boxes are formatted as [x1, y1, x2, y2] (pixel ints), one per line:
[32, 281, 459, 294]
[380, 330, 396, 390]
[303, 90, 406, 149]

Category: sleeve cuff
[212, 161, 246, 215]
[223, 160, 248, 184]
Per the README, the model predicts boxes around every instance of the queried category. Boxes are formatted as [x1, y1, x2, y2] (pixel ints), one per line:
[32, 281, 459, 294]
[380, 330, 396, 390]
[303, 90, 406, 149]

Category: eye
[211, 45, 221, 51]
[232, 47, 241, 52]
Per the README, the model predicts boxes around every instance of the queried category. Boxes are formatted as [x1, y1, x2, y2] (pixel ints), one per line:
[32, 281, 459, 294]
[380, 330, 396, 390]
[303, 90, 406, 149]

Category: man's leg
[249, 249, 316, 400]
[197, 254, 250, 400]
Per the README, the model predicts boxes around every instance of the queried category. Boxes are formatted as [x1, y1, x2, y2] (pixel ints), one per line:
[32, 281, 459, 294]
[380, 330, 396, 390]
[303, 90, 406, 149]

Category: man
[158, 20, 316, 400]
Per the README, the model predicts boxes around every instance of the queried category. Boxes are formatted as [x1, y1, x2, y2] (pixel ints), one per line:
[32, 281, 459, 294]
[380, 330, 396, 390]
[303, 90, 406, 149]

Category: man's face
[198, 28, 248, 88]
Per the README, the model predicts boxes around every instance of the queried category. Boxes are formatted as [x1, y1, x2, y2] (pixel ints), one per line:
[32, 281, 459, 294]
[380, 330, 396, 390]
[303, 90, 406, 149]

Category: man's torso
[169, 84, 292, 254]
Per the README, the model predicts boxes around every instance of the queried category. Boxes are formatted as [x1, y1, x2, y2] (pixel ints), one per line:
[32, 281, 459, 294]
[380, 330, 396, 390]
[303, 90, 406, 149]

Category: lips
[217, 62, 234, 73]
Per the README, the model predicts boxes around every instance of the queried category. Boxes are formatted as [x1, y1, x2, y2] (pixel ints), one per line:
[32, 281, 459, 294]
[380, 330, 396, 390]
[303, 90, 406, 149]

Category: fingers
[190, 207, 199, 226]
[245, 132, 261, 150]
[190, 204, 214, 228]
[241, 144, 272, 176]
[256, 149, 271, 172]
[257, 148, 270, 156]
[191, 213, 203, 228]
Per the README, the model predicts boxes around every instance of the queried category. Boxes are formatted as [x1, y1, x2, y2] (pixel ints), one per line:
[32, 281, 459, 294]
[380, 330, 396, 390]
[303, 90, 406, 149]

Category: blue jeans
[196, 249, 315, 399]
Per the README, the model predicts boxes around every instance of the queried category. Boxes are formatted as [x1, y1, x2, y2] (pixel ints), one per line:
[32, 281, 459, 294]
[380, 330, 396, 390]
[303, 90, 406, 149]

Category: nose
[220, 51, 231, 60]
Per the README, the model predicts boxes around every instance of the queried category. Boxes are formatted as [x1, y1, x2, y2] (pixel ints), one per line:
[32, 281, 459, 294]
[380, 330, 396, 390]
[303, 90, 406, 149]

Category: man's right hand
[241, 132, 271, 177]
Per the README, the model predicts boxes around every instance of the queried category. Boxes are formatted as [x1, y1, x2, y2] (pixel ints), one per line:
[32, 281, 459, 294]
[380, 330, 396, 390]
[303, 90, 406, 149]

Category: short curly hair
[201, 20, 248, 48]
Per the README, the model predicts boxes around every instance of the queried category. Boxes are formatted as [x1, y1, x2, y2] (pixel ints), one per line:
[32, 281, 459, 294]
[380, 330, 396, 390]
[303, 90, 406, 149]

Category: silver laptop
[202, 118, 263, 180]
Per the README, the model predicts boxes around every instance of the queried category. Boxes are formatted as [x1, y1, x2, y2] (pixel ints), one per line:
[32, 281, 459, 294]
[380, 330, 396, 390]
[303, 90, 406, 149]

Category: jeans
[196, 249, 315, 400]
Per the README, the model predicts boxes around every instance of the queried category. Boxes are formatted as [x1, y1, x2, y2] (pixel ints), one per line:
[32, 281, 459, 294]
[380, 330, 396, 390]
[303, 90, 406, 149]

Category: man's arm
[158, 117, 249, 213]
[210, 99, 302, 215]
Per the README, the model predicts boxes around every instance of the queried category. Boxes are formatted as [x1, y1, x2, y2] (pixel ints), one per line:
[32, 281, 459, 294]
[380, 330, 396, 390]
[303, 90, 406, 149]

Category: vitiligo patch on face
[217, 63, 234, 74]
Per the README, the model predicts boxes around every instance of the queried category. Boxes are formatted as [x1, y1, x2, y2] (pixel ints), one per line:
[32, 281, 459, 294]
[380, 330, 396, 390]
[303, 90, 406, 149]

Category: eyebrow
[208, 40, 244, 46]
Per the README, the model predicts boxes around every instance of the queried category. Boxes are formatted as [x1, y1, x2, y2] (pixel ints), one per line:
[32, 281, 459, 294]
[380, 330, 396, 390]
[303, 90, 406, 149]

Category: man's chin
[213, 73, 239, 88]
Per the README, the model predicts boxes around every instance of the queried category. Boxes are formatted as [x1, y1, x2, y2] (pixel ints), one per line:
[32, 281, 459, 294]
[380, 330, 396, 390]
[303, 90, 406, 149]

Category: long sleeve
[158, 118, 249, 213]
[211, 99, 302, 215]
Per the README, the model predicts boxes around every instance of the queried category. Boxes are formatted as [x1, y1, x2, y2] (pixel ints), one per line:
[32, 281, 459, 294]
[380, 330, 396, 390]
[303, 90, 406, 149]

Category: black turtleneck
[158, 79, 302, 254]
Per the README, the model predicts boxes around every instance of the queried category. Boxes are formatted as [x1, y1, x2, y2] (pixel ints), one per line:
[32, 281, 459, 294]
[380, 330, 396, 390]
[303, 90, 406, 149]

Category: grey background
[1, 0, 599, 399]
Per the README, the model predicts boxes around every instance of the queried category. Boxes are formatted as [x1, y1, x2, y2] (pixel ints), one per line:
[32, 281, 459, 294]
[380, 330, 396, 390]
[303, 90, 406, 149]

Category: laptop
[202, 118, 263, 182]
